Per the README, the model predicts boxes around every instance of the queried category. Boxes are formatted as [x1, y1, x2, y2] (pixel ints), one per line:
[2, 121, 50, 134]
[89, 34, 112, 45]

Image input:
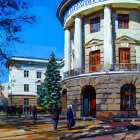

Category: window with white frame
[24, 70, 29, 77]
[24, 84, 29, 92]
[37, 72, 41, 78]
[37, 85, 41, 94]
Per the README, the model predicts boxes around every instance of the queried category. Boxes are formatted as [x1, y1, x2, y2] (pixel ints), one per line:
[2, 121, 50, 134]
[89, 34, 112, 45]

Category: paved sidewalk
[0, 113, 99, 140]
[1, 113, 140, 139]
[60, 120, 140, 140]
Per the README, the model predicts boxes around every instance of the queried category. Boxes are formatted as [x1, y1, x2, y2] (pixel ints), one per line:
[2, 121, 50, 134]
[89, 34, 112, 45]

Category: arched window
[121, 84, 136, 110]
[62, 89, 67, 113]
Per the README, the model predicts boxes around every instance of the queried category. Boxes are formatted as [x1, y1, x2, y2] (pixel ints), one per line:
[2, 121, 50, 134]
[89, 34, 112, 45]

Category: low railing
[64, 64, 104, 78]
[63, 63, 140, 78]
[114, 63, 140, 71]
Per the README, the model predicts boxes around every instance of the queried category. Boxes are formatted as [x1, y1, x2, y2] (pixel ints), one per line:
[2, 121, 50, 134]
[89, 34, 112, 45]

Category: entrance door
[90, 50, 100, 72]
[90, 98, 96, 117]
[83, 86, 96, 117]
[62, 89, 67, 113]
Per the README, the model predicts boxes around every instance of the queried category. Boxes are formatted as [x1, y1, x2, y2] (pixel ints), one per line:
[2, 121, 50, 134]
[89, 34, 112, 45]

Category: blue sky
[0, 0, 64, 83]
[15, 0, 64, 59]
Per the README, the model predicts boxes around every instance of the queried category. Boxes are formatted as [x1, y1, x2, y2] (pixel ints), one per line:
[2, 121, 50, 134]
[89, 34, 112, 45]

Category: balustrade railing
[63, 63, 140, 78]
[114, 63, 140, 71]
[64, 64, 104, 78]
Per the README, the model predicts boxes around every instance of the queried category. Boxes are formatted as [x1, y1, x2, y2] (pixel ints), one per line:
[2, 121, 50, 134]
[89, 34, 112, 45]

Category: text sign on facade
[63, 0, 107, 23]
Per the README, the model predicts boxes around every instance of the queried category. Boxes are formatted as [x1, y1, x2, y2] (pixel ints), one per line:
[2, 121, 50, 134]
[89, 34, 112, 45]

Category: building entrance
[82, 85, 96, 117]
[62, 89, 67, 113]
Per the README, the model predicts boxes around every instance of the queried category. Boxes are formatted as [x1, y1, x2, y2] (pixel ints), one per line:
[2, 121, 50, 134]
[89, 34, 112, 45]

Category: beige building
[57, 0, 140, 119]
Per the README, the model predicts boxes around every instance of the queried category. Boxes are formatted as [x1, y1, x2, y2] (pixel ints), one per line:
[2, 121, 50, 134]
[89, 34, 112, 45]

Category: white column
[104, 6, 113, 70]
[64, 28, 71, 72]
[74, 15, 82, 69]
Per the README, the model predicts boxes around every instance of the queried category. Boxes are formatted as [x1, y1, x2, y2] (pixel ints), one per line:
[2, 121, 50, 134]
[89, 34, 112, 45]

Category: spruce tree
[39, 52, 62, 109]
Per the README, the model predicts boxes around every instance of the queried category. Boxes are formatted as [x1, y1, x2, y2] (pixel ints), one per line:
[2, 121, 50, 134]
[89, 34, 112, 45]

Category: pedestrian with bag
[67, 106, 75, 130]
[52, 106, 59, 130]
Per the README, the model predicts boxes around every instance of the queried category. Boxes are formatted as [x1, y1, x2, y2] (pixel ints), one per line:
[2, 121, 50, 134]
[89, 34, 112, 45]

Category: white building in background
[0, 83, 10, 106]
[5, 56, 64, 107]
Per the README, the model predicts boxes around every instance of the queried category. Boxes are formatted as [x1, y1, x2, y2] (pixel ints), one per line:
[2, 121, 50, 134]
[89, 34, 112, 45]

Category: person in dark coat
[29, 105, 32, 115]
[13, 105, 17, 116]
[18, 105, 23, 117]
[67, 106, 75, 130]
[7, 106, 10, 116]
[52, 106, 59, 129]
[24, 106, 26, 114]
[58, 105, 62, 115]
[32, 105, 37, 123]
[27, 105, 29, 114]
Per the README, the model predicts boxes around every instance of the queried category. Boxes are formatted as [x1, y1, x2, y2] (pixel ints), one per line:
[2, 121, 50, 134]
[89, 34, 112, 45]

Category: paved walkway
[0, 113, 98, 140]
[0, 113, 140, 139]
[61, 121, 140, 140]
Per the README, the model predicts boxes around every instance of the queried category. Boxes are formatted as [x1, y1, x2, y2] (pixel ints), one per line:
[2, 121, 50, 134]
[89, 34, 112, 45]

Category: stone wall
[61, 74, 140, 119]
[8, 95, 37, 108]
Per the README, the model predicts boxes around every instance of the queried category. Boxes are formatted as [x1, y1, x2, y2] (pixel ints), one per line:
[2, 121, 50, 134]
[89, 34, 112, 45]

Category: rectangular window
[24, 99, 29, 106]
[37, 85, 41, 94]
[24, 84, 29, 92]
[89, 50, 100, 72]
[119, 48, 130, 63]
[119, 48, 131, 69]
[37, 72, 41, 78]
[118, 14, 129, 29]
[24, 70, 29, 77]
[90, 17, 100, 33]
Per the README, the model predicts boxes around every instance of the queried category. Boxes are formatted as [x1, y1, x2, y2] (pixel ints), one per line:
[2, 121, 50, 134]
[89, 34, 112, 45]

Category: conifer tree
[39, 52, 62, 108]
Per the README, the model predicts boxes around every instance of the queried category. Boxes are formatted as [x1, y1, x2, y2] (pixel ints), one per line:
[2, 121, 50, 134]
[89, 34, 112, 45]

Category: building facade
[0, 83, 9, 106]
[57, 0, 140, 118]
[6, 56, 64, 108]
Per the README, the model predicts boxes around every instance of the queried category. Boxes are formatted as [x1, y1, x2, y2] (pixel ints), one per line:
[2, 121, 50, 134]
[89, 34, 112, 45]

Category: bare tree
[0, 0, 36, 78]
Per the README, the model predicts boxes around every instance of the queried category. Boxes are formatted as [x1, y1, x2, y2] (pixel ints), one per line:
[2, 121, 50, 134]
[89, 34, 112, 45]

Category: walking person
[7, 106, 10, 116]
[67, 106, 75, 130]
[24, 106, 26, 114]
[9, 106, 12, 116]
[13, 105, 17, 116]
[52, 106, 59, 130]
[18, 105, 23, 117]
[4, 106, 7, 114]
[58, 105, 62, 115]
[27, 105, 29, 114]
[32, 105, 37, 123]
[29, 105, 32, 115]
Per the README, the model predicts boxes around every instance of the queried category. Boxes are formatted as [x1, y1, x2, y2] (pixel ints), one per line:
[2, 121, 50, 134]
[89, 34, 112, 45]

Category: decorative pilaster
[64, 28, 71, 72]
[74, 15, 83, 69]
[104, 5, 113, 70]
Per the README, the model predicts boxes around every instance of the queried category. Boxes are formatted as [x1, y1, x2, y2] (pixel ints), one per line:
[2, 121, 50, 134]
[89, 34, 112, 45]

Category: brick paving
[0, 113, 98, 140]
[0, 113, 140, 140]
